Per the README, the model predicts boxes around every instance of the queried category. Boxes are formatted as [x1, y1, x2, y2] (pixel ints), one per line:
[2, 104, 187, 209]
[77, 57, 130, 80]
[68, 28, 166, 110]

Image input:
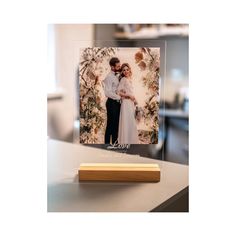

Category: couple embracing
[103, 57, 139, 145]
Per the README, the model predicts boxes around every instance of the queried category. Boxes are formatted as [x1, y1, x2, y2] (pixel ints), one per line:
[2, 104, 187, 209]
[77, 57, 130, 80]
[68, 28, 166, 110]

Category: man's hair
[109, 57, 120, 67]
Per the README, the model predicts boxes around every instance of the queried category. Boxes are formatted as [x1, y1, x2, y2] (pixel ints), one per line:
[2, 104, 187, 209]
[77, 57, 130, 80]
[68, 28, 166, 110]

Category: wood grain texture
[79, 163, 161, 182]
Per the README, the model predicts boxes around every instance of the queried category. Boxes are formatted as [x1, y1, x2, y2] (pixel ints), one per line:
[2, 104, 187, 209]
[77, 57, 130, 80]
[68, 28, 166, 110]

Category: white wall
[163, 37, 189, 102]
[47, 24, 94, 141]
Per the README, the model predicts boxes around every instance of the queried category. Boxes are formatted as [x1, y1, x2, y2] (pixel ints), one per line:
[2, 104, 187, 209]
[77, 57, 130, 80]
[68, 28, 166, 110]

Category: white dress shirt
[103, 71, 121, 100]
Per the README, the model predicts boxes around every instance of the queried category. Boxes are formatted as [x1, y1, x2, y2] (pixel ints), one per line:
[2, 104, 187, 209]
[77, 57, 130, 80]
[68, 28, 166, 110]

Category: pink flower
[138, 61, 146, 70]
[135, 52, 143, 63]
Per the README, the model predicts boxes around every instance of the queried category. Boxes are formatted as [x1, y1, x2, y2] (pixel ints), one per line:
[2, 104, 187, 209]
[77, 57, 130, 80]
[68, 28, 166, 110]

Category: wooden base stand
[79, 163, 161, 182]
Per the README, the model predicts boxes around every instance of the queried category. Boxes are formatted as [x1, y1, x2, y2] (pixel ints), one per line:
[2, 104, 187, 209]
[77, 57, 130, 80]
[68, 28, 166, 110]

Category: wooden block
[79, 163, 160, 182]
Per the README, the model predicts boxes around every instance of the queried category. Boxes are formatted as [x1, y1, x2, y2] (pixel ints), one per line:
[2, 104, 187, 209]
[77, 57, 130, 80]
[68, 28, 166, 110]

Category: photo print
[78, 47, 160, 144]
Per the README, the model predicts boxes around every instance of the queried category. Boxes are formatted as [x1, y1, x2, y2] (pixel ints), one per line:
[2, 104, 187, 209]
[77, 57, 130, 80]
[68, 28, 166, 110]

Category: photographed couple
[103, 57, 139, 144]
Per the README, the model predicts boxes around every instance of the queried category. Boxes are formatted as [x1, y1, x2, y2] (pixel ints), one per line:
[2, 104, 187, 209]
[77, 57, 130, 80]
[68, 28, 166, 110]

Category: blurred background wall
[47, 24, 94, 141]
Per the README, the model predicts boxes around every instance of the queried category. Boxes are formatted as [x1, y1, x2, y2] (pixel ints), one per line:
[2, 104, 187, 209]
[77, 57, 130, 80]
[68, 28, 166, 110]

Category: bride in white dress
[117, 63, 139, 144]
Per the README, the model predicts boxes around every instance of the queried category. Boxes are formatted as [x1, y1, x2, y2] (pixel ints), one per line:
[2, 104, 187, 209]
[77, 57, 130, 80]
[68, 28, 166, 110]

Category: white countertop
[47, 139, 189, 212]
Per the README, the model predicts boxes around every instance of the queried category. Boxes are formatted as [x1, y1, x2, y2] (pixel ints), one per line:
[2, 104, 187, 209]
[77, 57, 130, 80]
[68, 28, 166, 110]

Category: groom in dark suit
[103, 57, 121, 144]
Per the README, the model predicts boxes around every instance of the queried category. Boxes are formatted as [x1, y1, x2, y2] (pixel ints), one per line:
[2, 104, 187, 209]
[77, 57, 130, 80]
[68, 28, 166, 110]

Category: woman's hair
[120, 63, 132, 78]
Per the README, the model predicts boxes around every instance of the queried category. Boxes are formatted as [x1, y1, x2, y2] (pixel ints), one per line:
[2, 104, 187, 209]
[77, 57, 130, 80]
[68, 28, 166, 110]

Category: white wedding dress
[117, 77, 139, 144]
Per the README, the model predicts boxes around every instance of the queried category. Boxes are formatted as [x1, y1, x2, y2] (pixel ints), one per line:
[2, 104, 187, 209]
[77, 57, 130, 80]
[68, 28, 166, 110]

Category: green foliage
[79, 47, 117, 143]
[135, 47, 160, 144]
